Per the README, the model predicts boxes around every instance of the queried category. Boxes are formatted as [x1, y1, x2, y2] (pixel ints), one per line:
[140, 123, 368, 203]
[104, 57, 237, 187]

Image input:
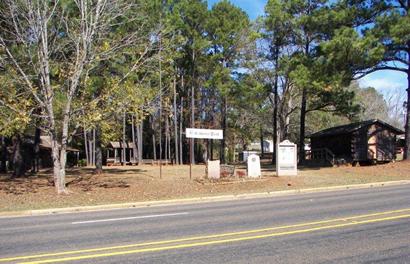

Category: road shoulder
[1, 180, 409, 218]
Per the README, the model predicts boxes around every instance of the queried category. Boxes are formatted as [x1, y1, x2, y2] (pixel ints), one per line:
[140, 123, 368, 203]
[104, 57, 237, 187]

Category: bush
[78, 159, 87, 167]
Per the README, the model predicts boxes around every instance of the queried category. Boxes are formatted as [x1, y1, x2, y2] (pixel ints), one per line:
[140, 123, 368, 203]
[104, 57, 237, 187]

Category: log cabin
[309, 119, 404, 165]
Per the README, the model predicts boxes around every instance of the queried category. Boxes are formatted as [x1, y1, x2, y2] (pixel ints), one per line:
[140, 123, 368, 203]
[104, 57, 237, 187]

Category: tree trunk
[167, 119, 171, 163]
[404, 39, 410, 160]
[49, 132, 66, 194]
[87, 131, 92, 166]
[179, 97, 184, 164]
[299, 87, 307, 165]
[131, 115, 137, 164]
[0, 136, 8, 173]
[220, 96, 227, 164]
[87, 131, 94, 166]
[122, 112, 126, 165]
[285, 96, 292, 140]
[94, 124, 103, 174]
[272, 45, 279, 164]
[92, 129, 96, 166]
[137, 123, 143, 164]
[404, 63, 410, 159]
[84, 129, 89, 166]
[174, 76, 179, 165]
[12, 135, 24, 177]
[165, 114, 169, 163]
[272, 89, 278, 164]
[260, 126, 264, 157]
[151, 116, 157, 160]
[58, 108, 72, 194]
[32, 128, 41, 173]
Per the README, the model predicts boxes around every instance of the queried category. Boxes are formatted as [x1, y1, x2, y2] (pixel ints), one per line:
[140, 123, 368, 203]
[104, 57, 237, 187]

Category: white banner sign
[186, 128, 223, 139]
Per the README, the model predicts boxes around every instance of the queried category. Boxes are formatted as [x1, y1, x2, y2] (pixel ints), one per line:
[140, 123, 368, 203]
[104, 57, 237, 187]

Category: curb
[1, 180, 410, 218]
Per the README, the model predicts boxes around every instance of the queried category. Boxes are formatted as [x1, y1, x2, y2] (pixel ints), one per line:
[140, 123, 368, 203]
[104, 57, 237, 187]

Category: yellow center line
[0, 208, 409, 263]
[19, 213, 410, 264]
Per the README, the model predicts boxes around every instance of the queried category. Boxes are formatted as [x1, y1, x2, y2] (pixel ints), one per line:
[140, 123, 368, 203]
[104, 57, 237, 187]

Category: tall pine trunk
[0, 136, 8, 173]
[12, 135, 24, 177]
[179, 97, 184, 164]
[272, 45, 279, 164]
[151, 116, 157, 160]
[220, 96, 227, 164]
[299, 87, 307, 165]
[165, 114, 169, 163]
[260, 126, 264, 157]
[167, 118, 171, 163]
[32, 128, 41, 173]
[137, 123, 143, 164]
[122, 113, 126, 165]
[131, 116, 137, 164]
[404, 54, 410, 159]
[298, 42, 310, 166]
[173, 76, 179, 165]
[94, 124, 103, 174]
[84, 129, 89, 166]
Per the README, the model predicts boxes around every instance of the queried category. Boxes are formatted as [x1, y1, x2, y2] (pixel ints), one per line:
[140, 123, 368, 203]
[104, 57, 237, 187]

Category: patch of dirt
[1, 160, 410, 212]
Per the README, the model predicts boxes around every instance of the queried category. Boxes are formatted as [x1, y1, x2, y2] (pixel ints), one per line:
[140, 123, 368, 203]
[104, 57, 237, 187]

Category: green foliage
[77, 159, 87, 167]
[208, 0, 250, 64]
[0, 70, 33, 136]
[0, 0, 404, 166]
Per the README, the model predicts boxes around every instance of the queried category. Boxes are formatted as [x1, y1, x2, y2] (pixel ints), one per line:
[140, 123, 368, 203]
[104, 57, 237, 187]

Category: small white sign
[186, 128, 223, 139]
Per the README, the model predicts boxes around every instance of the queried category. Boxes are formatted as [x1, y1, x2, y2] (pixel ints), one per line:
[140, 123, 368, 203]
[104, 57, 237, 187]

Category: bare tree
[384, 87, 406, 129]
[0, 0, 158, 193]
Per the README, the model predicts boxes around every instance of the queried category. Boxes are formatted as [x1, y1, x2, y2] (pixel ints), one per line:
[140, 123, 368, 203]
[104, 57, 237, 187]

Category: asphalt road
[1, 184, 410, 263]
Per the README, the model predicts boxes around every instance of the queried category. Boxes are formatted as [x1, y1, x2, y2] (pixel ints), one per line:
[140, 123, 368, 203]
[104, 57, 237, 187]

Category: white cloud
[359, 70, 407, 95]
[360, 77, 404, 91]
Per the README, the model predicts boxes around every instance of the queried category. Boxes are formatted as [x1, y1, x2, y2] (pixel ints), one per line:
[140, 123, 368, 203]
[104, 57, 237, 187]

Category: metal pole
[190, 139, 192, 180]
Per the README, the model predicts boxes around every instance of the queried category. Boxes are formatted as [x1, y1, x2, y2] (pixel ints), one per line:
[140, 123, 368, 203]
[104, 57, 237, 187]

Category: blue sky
[208, 0, 407, 99]
[207, 0, 266, 20]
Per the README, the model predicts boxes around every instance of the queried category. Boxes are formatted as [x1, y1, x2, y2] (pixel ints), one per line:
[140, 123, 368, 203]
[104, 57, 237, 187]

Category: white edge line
[71, 212, 189, 225]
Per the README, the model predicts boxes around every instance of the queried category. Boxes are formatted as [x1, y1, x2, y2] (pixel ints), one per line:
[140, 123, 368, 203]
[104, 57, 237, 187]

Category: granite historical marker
[276, 140, 297, 176]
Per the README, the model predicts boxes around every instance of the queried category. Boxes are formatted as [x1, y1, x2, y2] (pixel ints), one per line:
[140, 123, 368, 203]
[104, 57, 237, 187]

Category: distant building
[309, 119, 403, 165]
[106, 141, 136, 165]
[248, 140, 274, 153]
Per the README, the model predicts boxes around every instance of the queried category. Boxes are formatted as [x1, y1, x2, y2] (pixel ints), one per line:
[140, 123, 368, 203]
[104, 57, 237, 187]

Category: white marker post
[186, 128, 223, 179]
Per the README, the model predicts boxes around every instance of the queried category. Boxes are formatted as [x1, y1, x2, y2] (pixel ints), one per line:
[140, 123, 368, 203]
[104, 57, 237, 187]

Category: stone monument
[247, 154, 261, 178]
[207, 160, 220, 179]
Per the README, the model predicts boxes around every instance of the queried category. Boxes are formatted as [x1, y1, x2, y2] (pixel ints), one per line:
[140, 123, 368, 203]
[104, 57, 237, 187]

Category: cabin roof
[39, 136, 80, 152]
[309, 119, 404, 138]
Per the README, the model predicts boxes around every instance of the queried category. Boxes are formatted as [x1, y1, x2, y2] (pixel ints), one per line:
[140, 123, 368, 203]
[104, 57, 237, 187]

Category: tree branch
[354, 66, 408, 79]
